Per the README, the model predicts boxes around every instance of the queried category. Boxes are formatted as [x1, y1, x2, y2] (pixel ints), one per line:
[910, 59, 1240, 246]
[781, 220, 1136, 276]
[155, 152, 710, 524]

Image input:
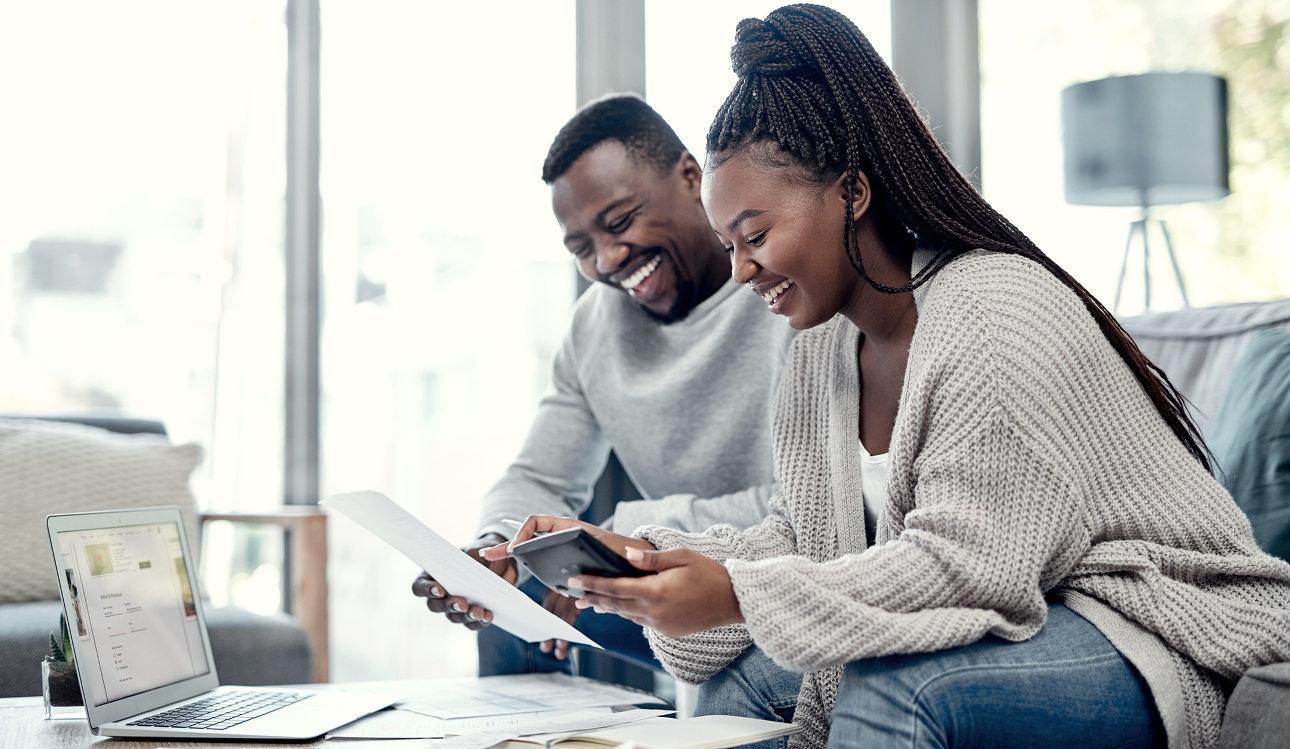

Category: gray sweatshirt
[477, 276, 798, 540]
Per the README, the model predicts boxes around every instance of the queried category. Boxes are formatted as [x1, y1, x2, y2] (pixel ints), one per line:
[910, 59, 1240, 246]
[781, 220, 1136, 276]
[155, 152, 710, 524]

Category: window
[980, 0, 1290, 312]
[319, 0, 577, 681]
[0, 2, 289, 609]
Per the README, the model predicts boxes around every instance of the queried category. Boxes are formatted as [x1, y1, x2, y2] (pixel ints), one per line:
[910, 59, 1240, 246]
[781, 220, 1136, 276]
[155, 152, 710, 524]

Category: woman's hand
[572, 547, 744, 639]
[479, 515, 655, 562]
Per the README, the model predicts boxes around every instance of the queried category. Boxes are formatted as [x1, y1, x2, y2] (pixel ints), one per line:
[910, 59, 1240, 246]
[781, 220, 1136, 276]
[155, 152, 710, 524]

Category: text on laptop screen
[56, 522, 209, 706]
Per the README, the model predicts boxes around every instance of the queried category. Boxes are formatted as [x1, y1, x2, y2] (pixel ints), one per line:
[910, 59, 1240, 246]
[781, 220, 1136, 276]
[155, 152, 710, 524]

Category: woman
[487, 5, 1290, 748]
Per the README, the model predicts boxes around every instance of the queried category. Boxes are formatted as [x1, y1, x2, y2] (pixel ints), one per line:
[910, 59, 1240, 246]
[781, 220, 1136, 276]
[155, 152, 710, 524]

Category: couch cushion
[1210, 330, 1290, 562]
[1120, 298, 1290, 437]
[0, 600, 312, 697]
[0, 418, 202, 603]
[1217, 662, 1290, 749]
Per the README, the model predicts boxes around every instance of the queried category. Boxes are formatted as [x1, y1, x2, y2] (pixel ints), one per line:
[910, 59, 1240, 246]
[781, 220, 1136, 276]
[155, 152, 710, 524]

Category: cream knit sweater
[635, 250, 1290, 749]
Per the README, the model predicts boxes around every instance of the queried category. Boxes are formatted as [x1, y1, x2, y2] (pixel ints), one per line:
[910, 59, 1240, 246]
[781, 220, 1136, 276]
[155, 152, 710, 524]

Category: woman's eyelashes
[720, 229, 769, 255]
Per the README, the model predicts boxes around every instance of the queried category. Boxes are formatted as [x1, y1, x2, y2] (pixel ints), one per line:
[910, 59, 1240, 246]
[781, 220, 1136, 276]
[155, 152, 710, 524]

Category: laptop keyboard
[127, 690, 313, 730]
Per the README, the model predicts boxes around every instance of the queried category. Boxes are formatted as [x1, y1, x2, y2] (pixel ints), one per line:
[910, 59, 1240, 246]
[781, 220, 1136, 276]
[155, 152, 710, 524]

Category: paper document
[505, 715, 802, 749]
[328, 706, 616, 740]
[324, 491, 598, 647]
[395, 673, 668, 719]
[435, 709, 674, 749]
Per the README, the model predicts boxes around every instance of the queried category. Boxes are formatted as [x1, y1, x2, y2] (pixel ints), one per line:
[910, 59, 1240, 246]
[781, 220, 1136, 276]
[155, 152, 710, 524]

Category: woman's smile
[752, 277, 796, 314]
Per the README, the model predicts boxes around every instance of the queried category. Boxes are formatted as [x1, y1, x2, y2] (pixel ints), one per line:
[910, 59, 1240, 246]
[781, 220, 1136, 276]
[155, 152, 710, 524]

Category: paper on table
[328, 707, 617, 740]
[327, 708, 449, 739]
[394, 673, 667, 719]
[434, 709, 674, 749]
[323, 491, 598, 647]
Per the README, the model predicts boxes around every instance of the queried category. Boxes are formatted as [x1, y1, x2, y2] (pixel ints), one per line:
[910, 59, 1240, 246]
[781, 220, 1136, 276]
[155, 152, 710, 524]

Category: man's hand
[411, 533, 516, 630]
[539, 588, 580, 660]
[571, 546, 744, 639]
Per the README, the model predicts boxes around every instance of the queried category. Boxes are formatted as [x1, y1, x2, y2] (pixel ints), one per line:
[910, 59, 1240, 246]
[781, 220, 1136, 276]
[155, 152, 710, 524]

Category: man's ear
[835, 169, 873, 220]
[677, 151, 704, 200]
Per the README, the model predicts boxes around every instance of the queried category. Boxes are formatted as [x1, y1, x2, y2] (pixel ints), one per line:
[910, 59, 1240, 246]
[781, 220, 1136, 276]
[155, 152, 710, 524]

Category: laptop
[46, 506, 401, 739]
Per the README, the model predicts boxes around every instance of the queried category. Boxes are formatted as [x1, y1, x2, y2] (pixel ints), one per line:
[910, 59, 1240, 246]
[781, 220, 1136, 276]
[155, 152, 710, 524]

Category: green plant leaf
[60, 613, 73, 663]
[48, 632, 66, 663]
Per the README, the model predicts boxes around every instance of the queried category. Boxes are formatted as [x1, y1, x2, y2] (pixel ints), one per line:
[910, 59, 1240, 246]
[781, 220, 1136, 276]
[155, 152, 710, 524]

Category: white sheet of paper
[328, 707, 618, 740]
[394, 673, 667, 719]
[433, 709, 673, 749]
[323, 491, 598, 647]
[327, 708, 449, 739]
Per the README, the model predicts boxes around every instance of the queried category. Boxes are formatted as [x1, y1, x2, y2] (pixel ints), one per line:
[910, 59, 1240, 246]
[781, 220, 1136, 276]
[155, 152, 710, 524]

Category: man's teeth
[761, 279, 793, 304]
[621, 256, 662, 291]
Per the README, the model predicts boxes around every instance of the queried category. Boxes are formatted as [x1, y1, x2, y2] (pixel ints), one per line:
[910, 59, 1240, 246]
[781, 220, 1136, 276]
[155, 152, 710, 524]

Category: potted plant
[43, 613, 84, 718]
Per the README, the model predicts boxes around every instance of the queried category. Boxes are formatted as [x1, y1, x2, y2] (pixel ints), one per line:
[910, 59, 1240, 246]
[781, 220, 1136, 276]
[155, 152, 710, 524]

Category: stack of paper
[327, 674, 670, 740]
[502, 715, 803, 749]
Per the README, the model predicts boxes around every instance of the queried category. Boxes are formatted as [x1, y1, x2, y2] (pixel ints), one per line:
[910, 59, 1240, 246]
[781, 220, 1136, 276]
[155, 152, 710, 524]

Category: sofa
[1120, 297, 1290, 747]
[0, 416, 320, 697]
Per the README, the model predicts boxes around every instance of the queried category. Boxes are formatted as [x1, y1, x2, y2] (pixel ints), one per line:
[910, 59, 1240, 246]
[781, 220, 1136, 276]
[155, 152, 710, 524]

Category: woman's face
[702, 149, 866, 330]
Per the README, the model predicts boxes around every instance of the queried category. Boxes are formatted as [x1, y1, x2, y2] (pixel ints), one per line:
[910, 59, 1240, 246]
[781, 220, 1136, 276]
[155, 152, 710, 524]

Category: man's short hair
[542, 94, 687, 184]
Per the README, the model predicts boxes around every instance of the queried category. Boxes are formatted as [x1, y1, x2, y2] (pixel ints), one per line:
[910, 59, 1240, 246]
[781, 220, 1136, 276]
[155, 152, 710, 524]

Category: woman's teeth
[761, 279, 793, 304]
[621, 256, 662, 291]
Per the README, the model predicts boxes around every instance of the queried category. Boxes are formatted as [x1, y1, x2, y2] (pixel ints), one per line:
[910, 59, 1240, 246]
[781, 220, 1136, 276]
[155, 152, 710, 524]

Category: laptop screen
[56, 521, 210, 707]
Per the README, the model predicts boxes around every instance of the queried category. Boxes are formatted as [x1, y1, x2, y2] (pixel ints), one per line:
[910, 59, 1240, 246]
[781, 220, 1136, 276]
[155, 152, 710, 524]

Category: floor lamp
[1062, 72, 1230, 314]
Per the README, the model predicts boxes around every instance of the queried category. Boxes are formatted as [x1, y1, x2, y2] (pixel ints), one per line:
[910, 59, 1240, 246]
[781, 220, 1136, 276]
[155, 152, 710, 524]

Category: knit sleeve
[633, 491, 797, 561]
[632, 494, 797, 683]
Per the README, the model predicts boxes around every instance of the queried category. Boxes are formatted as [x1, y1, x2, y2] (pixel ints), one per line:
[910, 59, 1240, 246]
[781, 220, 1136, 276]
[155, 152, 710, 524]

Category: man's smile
[619, 255, 662, 291]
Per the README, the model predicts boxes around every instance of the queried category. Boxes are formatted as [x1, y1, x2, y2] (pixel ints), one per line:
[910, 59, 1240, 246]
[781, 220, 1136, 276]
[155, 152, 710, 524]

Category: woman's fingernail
[567, 577, 581, 588]
[430, 586, 442, 597]
[451, 602, 464, 613]
[626, 547, 643, 561]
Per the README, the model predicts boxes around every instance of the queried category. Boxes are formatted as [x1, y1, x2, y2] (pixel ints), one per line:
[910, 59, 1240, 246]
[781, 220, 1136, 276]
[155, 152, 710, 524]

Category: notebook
[502, 715, 802, 749]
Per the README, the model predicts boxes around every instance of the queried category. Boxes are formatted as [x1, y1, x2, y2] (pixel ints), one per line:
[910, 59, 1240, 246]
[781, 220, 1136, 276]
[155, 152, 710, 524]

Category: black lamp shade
[1062, 72, 1229, 206]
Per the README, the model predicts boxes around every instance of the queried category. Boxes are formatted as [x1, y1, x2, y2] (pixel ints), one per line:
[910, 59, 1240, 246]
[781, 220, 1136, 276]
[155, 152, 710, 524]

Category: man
[412, 94, 797, 676]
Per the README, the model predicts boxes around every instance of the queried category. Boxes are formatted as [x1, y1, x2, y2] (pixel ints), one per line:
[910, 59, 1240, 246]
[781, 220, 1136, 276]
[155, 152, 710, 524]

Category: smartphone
[509, 527, 653, 598]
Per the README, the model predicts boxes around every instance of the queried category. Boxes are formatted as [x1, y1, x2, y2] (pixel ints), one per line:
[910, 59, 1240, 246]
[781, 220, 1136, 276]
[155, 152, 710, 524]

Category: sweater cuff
[632, 524, 694, 551]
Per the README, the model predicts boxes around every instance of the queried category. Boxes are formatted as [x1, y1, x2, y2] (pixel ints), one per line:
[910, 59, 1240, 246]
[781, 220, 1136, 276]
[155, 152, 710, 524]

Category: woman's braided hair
[708, 4, 1211, 470]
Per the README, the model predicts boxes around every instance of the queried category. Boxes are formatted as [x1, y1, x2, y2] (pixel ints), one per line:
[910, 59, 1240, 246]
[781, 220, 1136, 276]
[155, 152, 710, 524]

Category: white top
[858, 440, 889, 545]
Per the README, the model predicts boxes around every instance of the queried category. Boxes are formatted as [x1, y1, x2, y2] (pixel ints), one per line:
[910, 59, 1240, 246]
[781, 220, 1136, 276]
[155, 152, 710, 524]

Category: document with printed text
[322, 491, 599, 648]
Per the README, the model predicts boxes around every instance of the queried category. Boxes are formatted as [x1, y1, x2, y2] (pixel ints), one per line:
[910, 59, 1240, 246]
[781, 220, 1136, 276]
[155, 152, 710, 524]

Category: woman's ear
[835, 170, 873, 220]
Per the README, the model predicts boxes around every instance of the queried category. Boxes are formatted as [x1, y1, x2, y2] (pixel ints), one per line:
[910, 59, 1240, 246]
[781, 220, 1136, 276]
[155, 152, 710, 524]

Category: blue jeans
[477, 577, 663, 676]
[696, 646, 804, 749]
[828, 603, 1166, 749]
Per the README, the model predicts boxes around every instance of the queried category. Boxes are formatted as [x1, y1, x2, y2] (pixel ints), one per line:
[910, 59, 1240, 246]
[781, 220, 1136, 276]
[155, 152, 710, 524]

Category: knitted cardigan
[635, 250, 1290, 749]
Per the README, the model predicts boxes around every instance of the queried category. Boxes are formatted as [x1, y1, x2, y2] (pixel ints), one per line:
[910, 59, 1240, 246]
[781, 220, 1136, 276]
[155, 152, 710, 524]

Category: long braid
[708, 4, 1211, 471]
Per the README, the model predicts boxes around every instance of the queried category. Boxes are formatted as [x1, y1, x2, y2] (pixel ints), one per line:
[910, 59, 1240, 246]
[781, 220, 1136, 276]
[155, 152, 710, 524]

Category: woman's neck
[842, 228, 918, 456]
[839, 229, 917, 342]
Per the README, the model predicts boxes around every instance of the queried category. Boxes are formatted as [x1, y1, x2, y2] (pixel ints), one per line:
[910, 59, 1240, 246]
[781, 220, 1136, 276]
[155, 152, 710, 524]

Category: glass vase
[42, 660, 85, 720]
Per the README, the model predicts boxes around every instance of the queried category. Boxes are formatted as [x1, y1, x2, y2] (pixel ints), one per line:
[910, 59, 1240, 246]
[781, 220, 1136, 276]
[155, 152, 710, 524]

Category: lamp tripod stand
[1112, 205, 1191, 314]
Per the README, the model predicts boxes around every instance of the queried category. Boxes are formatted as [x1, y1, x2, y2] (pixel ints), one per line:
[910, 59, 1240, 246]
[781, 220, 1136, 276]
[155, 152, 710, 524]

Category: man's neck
[690, 235, 733, 307]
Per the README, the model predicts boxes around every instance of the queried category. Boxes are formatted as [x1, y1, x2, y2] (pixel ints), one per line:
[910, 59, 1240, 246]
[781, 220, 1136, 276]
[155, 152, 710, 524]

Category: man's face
[552, 141, 720, 323]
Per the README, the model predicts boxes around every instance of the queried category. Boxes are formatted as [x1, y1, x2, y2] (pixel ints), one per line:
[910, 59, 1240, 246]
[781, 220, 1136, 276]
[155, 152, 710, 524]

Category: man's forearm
[613, 483, 778, 536]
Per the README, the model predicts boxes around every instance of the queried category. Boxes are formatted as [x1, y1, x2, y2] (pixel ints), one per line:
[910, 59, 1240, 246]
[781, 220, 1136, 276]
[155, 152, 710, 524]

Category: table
[0, 694, 440, 749]
[0, 678, 665, 749]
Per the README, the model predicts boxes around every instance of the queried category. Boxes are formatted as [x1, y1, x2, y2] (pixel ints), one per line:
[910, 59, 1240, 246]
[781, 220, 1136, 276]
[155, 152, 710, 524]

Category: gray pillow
[0, 418, 202, 603]
[1210, 329, 1290, 562]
